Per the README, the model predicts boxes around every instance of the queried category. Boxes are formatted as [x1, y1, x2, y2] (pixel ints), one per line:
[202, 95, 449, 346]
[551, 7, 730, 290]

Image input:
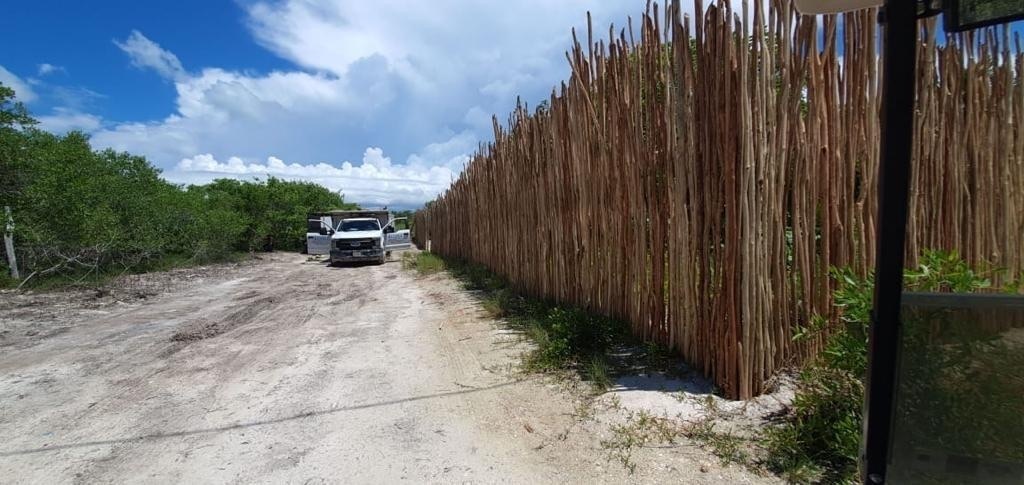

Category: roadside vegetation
[765, 250, 1012, 483]
[0, 84, 355, 289]
[405, 252, 764, 474]
[402, 251, 680, 391]
[405, 250, 805, 476]
[589, 250, 1021, 481]
[401, 251, 446, 276]
[409, 249, 1022, 482]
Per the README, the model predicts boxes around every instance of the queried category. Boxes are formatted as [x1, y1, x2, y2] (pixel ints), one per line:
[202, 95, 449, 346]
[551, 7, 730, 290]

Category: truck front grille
[337, 239, 376, 250]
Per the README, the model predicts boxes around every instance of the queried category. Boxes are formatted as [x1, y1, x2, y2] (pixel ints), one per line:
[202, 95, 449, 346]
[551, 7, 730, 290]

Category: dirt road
[0, 253, 772, 484]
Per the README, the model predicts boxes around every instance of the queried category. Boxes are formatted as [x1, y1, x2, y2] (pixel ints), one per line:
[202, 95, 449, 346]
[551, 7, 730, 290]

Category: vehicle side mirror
[319, 228, 328, 235]
[384, 226, 395, 234]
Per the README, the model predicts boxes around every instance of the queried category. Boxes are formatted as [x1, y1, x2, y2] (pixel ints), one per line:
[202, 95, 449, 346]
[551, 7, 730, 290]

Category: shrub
[1, 87, 354, 287]
[767, 250, 992, 483]
[765, 366, 863, 482]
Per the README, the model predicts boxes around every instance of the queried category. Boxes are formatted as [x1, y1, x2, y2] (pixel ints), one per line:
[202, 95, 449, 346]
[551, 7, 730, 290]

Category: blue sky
[1, 2, 294, 122]
[1, 2, 1021, 208]
[0, 0, 646, 208]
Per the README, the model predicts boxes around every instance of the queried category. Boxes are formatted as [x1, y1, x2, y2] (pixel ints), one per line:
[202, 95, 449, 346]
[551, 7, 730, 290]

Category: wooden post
[4, 206, 19, 280]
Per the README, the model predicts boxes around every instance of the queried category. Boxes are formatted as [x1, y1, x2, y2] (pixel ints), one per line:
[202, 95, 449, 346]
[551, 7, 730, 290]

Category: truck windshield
[338, 220, 380, 232]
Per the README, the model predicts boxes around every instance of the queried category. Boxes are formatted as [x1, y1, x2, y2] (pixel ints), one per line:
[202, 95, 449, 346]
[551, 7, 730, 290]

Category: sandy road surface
[0, 253, 772, 484]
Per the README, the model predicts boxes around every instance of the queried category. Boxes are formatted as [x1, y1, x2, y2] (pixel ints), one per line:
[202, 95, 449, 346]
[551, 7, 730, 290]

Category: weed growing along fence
[765, 251, 1016, 482]
[414, 0, 1024, 398]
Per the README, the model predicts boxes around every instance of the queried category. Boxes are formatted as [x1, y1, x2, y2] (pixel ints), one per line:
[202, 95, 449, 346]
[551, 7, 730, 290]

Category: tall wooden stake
[4, 206, 19, 280]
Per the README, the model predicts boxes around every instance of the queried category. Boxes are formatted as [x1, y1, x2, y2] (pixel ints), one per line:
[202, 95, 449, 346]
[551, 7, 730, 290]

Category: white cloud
[168, 147, 458, 207]
[89, 64, 389, 165]
[37, 63, 65, 76]
[36, 107, 103, 133]
[404, 130, 476, 170]
[243, 0, 645, 96]
[85, 2, 651, 207]
[114, 30, 186, 80]
[463, 106, 493, 131]
[0, 65, 37, 102]
[50, 86, 105, 111]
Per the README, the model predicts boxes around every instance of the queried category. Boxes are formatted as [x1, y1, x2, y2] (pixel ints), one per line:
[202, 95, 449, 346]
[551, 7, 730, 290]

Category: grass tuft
[602, 410, 685, 473]
[404, 253, 632, 391]
[401, 251, 446, 275]
[685, 419, 751, 466]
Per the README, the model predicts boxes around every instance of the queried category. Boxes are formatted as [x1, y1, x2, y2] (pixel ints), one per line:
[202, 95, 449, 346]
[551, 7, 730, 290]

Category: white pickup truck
[327, 217, 410, 265]
[304, 210, 411, 264]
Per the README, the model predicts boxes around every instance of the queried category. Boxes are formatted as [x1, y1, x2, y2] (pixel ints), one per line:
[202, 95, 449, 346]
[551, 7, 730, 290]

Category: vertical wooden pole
[4, 206, 19, 280]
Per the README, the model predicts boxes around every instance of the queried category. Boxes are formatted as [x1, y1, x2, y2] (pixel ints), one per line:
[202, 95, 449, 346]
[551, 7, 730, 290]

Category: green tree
[0, 83, 38, 207]
[190, 177, 351, 251]
[1, 93, 359, 286]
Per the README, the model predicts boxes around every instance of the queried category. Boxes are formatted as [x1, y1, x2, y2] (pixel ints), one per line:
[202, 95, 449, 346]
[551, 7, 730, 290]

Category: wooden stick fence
[414, 0, 1023, 399]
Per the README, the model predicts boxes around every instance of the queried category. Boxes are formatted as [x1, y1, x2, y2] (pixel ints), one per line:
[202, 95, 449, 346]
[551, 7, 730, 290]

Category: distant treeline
[0, 84, 354, 286]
